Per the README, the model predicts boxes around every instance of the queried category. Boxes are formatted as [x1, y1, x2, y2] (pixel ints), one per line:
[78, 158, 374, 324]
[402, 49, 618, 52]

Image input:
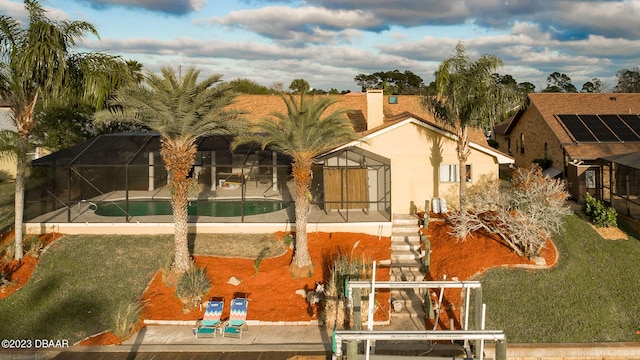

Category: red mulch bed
[0, 231, 62, 300]
[1, 218, 557, 346]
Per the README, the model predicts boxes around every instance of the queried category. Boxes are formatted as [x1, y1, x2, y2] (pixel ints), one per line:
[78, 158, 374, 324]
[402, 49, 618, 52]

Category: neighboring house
[493, 93, 640, 203]
[0, 105, 16, 180]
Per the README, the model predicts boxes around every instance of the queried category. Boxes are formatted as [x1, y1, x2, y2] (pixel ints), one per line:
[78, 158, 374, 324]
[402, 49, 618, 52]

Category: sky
[2, 0, 640, 92]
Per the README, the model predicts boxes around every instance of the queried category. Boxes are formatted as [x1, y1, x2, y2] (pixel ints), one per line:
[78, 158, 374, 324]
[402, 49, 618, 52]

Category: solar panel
[618, 114, 640, 137]
[578, 115, 619, 142]
[557, 114, 597, 142]
[598, 115, 640, 141]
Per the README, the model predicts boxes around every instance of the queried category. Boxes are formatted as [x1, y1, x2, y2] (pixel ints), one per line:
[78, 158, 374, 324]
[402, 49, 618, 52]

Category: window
[507, 138, 512, 154]
[388, 95, 398, 104]
[439, 164, 472, 183]
[520, 133, 525, 154]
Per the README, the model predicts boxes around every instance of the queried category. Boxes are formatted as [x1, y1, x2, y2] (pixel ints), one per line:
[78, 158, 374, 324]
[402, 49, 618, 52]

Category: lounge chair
[222, 298, 249, 338]
[194, 299, 224, 338]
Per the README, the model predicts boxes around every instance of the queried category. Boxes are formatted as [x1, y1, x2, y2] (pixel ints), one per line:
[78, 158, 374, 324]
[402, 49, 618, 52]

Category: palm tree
[423, 42, 516, 211]
[95, 66, 247, 273]
[0, 0, 127, 260]
[232, 93, 359, 276]
[126, 60, 144, 84]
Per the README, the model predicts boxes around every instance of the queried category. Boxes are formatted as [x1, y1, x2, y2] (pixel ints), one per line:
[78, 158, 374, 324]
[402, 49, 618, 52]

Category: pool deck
[26, 183, 392, 236]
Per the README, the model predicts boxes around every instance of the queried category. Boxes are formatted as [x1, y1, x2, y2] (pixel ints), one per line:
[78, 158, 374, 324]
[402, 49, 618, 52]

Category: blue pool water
[94, 200, 289, 217]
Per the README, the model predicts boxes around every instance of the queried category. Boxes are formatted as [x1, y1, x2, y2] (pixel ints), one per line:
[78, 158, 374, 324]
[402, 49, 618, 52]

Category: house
[0, 104, 16, 180]
[493, 93, 640, 203]
[232, 90, 514, 214]
[24, 90, 513, 235]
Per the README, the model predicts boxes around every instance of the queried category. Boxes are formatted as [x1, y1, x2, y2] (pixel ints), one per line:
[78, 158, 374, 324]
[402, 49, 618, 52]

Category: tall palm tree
[232, 93, 359, 276]
[96, 66, 247, 273]
[423, 41, 515, 211]
[0, 0, 127, 260]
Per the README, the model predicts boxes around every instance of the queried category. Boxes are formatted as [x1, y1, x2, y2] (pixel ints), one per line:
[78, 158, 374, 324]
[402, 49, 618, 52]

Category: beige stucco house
[234, 90, 514, 214]
[323, 91, 512, 213]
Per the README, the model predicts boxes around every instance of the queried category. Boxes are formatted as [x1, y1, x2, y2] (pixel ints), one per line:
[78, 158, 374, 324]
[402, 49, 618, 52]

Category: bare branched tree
[448, 165, 572, 258]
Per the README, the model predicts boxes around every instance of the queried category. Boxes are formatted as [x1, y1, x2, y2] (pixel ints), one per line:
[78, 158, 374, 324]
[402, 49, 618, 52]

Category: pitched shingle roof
[229, 93, 489, 146]
[506, 93, 640, 160]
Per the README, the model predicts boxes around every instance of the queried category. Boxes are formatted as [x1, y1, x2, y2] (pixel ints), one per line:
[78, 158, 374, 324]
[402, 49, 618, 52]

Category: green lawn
[1, 181, 639, 344]
[479, 213, 640, 342]
[0, 234, 173, 344]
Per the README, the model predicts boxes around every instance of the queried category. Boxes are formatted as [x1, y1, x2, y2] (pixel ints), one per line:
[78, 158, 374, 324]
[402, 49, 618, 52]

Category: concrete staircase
[386, 214, 427, 330]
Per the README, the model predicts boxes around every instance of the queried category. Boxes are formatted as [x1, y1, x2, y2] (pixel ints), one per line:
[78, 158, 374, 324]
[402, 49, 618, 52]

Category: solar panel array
[556, 114, 640, 142]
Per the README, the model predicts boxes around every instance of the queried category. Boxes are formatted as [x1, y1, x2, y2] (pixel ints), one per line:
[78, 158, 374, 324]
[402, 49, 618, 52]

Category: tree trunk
[291, 155, 313, 270]
[160, 136, 197, 274]
[12, 92, 38, 262]
[171, 178, 191, 273]
[13, 135, 28, 261]
[457, 126, 471, 211]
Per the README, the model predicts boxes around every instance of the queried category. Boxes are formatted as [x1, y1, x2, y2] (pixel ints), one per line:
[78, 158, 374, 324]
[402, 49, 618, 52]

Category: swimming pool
[94, 199, 289, 217]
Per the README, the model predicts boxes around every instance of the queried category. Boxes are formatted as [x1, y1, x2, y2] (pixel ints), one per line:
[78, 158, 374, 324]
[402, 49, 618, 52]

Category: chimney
[366, 89, 384, 129]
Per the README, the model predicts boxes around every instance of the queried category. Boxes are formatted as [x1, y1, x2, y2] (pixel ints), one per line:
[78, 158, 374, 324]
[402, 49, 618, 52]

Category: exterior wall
[0, 158, 15, 180]
[495, 108, 565, 172]
[355, 121, 500, 213]
[0, 108, 16, 180]
[567, 163, 600, 203]
[25, 221, 393, 237]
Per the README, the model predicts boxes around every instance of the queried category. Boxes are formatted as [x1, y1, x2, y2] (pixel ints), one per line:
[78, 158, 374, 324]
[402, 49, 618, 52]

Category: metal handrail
[333, 330, 507, 359]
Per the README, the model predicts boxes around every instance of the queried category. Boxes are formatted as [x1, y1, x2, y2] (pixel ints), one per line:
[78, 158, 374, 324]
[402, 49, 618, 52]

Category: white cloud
[210, 6, 383, 45]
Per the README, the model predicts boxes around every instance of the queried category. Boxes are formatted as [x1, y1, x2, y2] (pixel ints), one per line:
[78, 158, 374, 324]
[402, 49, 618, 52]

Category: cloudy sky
[2, 0, 639, 92]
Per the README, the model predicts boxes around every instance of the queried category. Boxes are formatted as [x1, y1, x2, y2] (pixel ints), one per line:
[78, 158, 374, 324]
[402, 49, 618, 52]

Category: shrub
[323, 250, 374, 330]
[449, 164, 572, 258]
[0, 269, 15, 287]
[25, 236, 44, 258]
[112, 298, 145, 339]
[532, 158, 553, 170]
[175, 266, 211, 310]
[253, 247, 269, 273]
[1, 238, 15, 263]
[283, 234, 295, 248]
[582, 193, 617, 228]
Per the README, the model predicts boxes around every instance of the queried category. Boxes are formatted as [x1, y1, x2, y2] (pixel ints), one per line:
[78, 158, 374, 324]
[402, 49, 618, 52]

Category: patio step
[390, 290, 426, 319]
[390, 241, 421, 252]
[392, 214, 419, 226]
[388, 213, 427, 330]
[391, 250, 423, 262]
[390, 266, 424, 282]
[390, 232, 421, 242]
[391, 225, 420, 233]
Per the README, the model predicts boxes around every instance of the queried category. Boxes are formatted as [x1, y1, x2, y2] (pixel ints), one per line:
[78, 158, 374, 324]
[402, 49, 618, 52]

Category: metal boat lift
[335, 272, 507, 360]
[333, 330, 507, 359]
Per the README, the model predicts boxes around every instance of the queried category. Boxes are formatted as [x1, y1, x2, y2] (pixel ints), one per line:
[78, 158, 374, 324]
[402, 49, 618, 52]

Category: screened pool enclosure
[26, 133, 391, 224]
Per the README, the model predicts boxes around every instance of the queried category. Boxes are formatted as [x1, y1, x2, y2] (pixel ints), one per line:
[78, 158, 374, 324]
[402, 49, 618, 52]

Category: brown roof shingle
[525, 93, 640, 160]
[229, 93, 489, 146]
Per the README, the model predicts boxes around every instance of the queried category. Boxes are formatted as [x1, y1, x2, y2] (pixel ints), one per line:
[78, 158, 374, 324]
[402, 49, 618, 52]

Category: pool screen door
[323, 168, 368, 211]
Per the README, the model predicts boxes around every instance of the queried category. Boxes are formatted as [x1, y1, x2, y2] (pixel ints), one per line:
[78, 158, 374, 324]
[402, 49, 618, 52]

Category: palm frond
[0, 130, 18, 160]
[97, 65, 248, 140]
[232, 92, 359, 158]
